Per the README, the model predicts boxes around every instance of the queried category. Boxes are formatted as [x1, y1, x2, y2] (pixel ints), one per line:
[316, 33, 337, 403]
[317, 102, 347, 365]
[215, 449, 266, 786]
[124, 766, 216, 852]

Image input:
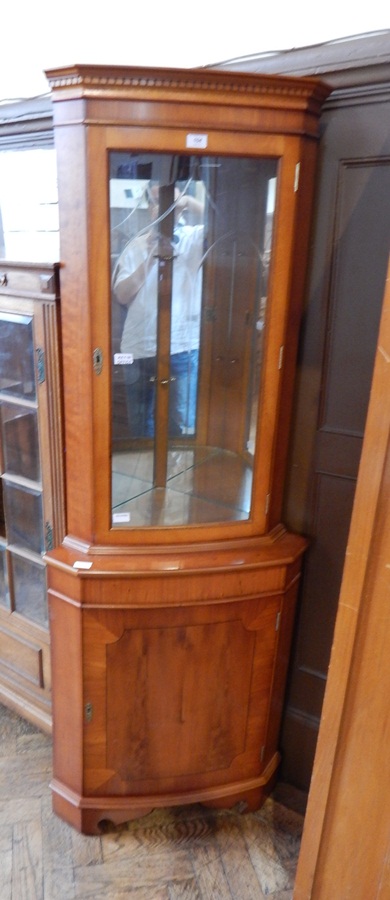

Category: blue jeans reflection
[123, 349, 199, 438]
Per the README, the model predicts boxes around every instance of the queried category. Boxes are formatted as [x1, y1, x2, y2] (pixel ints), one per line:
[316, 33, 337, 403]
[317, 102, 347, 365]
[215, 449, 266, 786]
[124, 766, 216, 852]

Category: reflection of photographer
[112, 185, 204, 438]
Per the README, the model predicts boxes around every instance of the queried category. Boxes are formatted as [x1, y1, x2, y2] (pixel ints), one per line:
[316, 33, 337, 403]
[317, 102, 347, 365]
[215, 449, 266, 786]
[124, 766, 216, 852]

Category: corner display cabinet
[0, 262, 65, 731]
[45, 64, 329, 834]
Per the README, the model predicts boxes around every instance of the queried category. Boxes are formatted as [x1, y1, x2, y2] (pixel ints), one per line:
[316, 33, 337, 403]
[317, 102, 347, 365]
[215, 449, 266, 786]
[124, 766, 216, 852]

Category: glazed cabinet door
[0, 262, 65, 731]
[109, 151, 277, 532]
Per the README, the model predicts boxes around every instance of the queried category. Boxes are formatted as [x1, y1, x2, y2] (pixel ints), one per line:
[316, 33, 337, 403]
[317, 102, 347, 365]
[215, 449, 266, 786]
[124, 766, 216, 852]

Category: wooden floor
[0, 702, 305, 899]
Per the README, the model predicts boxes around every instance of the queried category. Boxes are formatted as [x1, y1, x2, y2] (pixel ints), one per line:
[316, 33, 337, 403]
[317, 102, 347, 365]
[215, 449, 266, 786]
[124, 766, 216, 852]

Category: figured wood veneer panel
[106, 619, 255, 782]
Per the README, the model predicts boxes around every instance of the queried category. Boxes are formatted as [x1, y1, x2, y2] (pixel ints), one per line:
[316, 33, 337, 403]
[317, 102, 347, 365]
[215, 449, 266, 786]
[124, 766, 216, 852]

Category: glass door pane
[0, 310, 47, 626]
[110, 152, 277, 528]
[1, 403, 40, 481]
[0, 314, 36, 400]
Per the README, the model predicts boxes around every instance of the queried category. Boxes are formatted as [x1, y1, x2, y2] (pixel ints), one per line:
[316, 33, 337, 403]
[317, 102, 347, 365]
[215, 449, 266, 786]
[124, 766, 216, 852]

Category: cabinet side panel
[53, 123, 95, 542]
[48, 592, 84, 790]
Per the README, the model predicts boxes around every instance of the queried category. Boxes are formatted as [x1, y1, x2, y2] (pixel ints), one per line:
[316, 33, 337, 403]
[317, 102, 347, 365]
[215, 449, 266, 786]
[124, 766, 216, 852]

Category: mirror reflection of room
[110, 152, 277, 528]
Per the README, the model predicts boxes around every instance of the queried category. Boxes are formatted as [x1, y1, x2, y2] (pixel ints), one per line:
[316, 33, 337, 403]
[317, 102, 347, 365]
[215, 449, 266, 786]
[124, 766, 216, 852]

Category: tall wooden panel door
[294, 256, 390, 899]
[280, 79, 390, 789]
[217, 32, 390, 792]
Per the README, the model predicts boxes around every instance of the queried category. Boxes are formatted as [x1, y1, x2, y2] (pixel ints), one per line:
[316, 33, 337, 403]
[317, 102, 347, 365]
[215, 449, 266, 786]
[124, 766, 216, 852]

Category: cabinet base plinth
[51, 753, 280, 835]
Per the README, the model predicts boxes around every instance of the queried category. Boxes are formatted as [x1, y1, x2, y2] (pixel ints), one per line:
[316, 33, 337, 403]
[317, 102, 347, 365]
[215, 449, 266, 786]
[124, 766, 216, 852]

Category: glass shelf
[112, 445, 252, 527]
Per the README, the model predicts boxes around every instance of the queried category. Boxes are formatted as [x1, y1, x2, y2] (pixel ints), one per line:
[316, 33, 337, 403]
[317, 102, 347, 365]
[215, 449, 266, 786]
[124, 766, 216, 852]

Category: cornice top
[45, 63, 330, 108]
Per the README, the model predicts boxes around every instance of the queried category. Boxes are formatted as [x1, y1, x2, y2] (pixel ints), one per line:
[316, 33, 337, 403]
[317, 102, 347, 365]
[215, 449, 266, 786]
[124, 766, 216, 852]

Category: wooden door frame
[294, 257, 390, 897]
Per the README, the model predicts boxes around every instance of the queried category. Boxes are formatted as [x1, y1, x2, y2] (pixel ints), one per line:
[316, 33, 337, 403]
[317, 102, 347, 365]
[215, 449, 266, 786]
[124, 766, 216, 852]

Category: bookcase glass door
[0, 312, 47, 627]
[110, 151, 277, 529]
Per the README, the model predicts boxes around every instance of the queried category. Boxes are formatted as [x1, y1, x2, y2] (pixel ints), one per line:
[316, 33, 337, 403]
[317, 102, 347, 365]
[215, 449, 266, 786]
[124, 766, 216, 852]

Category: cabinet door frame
[56, 121, 307, 547]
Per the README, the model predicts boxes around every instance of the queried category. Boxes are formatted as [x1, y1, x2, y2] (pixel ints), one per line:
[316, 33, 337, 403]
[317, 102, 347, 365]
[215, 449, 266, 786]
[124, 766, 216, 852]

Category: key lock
[93, 348, 103, 375]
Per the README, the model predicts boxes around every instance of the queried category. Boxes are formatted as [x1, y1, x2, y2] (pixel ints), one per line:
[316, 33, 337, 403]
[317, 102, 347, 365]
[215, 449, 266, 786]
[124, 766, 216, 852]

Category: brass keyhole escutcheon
[93, 347, 103, 375]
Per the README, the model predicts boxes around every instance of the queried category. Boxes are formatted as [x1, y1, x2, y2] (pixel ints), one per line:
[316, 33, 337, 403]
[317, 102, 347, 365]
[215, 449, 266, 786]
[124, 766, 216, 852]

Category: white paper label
[113, 512, 131, 524]
[186, 133, 208, 149]
[114, 353, 134, 365]
[73, 561, 93, 570]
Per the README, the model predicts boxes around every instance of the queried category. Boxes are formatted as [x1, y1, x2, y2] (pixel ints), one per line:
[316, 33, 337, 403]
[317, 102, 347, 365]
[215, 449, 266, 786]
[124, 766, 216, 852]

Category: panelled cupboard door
[45, 64, 328, 833]
[0, 262, 65, 732]
[48, 559, 304, 833]
[82, 597, 279, 794]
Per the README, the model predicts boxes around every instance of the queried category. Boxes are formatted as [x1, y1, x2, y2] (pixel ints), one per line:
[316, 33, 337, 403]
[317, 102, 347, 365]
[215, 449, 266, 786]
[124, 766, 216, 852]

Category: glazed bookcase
[0, 261, 65, 730]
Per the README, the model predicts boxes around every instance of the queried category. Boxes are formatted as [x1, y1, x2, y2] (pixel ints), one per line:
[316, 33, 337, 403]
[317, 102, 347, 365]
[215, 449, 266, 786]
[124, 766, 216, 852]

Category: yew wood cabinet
[44, 64, 329, 833]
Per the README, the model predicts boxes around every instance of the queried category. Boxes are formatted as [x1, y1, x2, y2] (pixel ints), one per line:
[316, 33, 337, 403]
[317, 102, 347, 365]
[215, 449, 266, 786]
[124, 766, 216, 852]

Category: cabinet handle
[148, 376, 177, 384]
